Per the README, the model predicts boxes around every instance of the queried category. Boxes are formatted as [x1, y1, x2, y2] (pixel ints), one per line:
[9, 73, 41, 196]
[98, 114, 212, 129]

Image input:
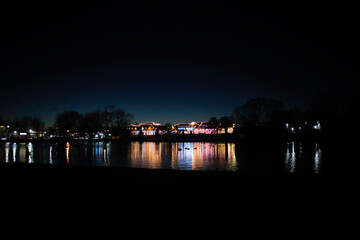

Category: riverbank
[0, 132, 321, 143]
[0, 134, 238, 143]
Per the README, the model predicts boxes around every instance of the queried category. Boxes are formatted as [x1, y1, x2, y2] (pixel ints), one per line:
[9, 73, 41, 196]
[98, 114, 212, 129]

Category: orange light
[66, 129, 70, 133]
[66, 142, 70, 164]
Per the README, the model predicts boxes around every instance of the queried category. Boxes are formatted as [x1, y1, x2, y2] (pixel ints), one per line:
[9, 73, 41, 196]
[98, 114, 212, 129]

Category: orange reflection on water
[172, 142, 238, 170]
[128, 142, 162, 169]
[128, 142, 237, 171]
[66, 142, 70, 164]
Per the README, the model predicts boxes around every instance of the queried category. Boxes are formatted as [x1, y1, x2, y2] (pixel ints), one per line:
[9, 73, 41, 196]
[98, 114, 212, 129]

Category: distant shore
[0, 131, 324, 143]
[0, 134, 239, 143]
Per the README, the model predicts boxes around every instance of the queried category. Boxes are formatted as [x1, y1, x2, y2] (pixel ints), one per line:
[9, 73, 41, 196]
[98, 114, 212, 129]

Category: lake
[0, 141, 323, 174]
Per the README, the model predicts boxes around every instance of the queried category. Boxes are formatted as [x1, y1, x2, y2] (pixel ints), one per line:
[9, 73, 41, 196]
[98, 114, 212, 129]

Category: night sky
[1, 1, 358, 126]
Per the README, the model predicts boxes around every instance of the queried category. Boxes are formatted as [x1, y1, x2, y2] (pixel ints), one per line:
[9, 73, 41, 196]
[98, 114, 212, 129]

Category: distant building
[128, 122, 161, 135]
[217, 125, 235, 134]
[10, 130, 46, 139]
[173, 121, 235, 134]
[174, 122, 197, 134]
[128, 121, 235, 136]
[193, 121, 218, 134]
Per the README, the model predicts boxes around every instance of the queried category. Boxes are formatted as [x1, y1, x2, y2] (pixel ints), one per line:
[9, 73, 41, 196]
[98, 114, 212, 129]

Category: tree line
[0, 105, 133, 138]
[0, 116, 45, 132]
[1, 91, 356, 139]
[214, 92, 357, 139]
[52, 105, 133, 137]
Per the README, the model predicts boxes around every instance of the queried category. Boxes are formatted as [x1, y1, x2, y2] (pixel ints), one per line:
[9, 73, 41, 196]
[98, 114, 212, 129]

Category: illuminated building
[128, 122, 161, 135]
[192, 121, 218, 134]
[174, 123, 197, 134]
[128, 120, 234, 136]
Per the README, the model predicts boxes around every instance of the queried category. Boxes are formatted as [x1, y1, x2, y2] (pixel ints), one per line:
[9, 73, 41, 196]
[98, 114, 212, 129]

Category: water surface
[0, 141, 322, 173]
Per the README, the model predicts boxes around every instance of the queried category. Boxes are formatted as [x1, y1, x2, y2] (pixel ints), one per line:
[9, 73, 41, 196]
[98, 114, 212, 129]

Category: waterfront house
[128, 120, 234, 136]
[193, 121, 217, 134]
[174, 122, 198, 134]
[128, 122, 161, 135]
[176, 121, 234, 134]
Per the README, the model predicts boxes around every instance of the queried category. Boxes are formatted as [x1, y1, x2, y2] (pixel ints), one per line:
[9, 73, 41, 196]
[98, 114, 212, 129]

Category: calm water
[0, 141, 323, 173]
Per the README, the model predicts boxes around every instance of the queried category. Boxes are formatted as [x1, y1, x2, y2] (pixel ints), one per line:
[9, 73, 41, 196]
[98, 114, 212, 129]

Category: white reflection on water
[314, 143, 322, 174]
[290, 142, 296, 173]
[104, 142, 111, 166]
[285, 142, 322, 174]
[12, 143, 17, 162]
[5, 143, 10, 163]
[49, 146, 53, 164]
[98, 142, 104, 165]
[19, 143, 26, 162]
[285, 142, 296, 173]
[2, 141, 112, 165]
[27, 143, 33, 163]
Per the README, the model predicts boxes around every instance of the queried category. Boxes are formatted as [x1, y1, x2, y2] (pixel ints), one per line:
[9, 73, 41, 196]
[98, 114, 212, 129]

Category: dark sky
[1, 1, 358, 126]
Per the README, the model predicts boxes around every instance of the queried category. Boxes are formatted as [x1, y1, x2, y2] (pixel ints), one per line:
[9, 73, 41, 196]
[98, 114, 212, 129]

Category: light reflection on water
[28, 143, 33, 163]
[0, 141, 322, 173]
[284, 141, 322, 174]
[66, 142, 70, 164]
[12, 143, 16, 162]
[128, 142, 237, 171]
[5, 142, 10, 163]
[314, 143, 322, 174]
[285, 142, 296, 173]
[49, 146, 53, 164]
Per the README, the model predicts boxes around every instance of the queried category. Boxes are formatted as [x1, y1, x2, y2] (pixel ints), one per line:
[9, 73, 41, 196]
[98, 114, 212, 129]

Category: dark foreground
[1, 162, 358, 230]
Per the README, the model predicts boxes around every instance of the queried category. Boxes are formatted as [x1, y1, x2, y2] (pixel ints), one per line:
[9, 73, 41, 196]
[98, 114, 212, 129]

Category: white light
[29, 129, 33, 133]
[14, 131, 17, 134]
[285, 123, 289, 128]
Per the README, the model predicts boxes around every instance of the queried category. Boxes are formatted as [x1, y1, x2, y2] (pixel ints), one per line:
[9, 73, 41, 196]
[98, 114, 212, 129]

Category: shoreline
[0, 134, 239, 143]
[0, 132, 322, 143]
